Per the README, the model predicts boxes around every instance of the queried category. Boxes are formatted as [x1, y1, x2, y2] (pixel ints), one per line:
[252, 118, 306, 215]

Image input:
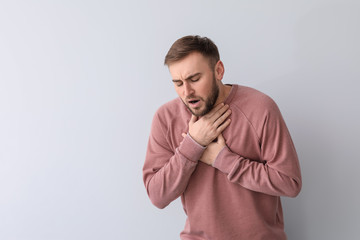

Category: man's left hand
[199, 133, 226, 165]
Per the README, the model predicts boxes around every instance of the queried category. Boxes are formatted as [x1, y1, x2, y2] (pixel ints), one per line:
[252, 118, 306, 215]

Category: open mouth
[187, 99, 201, 108]
[189, 100, 200, 104]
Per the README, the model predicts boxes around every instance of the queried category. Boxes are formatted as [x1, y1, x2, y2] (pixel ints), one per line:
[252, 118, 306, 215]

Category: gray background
[0, 0, 359, 239]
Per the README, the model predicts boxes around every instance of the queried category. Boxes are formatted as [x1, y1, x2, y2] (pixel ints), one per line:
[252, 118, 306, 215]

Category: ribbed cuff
[178, 134, 206, 162]
[212, 146, 238, 174]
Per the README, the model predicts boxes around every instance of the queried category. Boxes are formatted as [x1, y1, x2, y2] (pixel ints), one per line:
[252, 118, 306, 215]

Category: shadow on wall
[258, 2, 359, 240]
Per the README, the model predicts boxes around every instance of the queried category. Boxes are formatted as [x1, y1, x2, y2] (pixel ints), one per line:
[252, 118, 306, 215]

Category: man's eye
[176, 82, 183, 87]
[191, 78, 199, 82]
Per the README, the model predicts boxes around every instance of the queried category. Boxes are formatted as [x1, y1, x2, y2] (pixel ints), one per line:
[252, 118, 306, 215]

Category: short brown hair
[164, 35, 220, 69]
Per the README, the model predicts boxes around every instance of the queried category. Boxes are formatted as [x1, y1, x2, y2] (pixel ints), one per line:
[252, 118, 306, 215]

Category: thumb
[190, 114, 198, 124]
[217, 133, 225, 144]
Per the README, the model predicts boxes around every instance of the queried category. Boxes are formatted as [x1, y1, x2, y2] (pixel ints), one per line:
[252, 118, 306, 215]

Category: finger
[217, 133, 225, 143]
[205, 103, 225, 118]
[213, 109, 232, 127]
[216, 118, 231, 134]
[208, 104, 230, 122]
[190, 114, 198, 124]
[182, 133, 187, 138]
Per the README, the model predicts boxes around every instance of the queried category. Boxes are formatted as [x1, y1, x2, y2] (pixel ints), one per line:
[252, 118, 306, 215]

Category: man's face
[169, 52, 219, 117]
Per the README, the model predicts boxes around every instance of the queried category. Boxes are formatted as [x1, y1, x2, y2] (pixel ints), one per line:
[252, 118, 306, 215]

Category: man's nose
[184, 82, 194, 97]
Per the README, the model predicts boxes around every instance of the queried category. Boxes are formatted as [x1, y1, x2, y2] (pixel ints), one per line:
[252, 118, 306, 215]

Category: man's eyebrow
[185, 73, 201, 80]
[172, 73, 201, 82]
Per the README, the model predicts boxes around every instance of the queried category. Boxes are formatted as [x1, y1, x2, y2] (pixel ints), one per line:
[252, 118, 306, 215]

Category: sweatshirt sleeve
[213, 100, 302, 197]
[143, 112, 206, 209]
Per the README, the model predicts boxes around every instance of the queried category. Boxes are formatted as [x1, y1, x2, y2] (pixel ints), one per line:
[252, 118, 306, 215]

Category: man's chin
[186, 105, 201, 116]
[189, 107, 207, 117]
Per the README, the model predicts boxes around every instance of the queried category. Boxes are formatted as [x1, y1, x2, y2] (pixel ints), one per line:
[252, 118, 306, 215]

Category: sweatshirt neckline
[223, 84, 237, 105]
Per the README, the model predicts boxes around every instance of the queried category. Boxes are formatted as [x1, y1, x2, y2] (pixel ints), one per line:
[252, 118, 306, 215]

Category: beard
[183, 75, 219, 117]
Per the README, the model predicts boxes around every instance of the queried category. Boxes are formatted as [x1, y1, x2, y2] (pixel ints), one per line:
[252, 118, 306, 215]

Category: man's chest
[166, 110, 262, 161]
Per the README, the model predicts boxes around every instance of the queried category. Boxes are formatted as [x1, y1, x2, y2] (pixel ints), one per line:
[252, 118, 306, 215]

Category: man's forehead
[168, 53, 209, 79]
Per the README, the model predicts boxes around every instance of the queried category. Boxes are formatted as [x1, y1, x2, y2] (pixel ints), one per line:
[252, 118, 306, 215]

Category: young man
[143, 35, 302, 239]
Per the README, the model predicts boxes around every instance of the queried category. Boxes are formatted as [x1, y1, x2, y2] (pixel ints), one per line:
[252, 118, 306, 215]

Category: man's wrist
[187, 132, 207, 148]
[178, 134, 207, 162]
[187, 133, 207, 148]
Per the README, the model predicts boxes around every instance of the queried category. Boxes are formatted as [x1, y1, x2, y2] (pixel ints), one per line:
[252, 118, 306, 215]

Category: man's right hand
[188, 103, 231, 146]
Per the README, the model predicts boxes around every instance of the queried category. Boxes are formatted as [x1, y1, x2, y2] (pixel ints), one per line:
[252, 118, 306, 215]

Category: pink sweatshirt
[143, 85, 302, 239]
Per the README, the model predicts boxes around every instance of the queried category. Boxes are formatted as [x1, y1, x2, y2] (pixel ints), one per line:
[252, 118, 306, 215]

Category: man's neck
[215, 84, 232, 105]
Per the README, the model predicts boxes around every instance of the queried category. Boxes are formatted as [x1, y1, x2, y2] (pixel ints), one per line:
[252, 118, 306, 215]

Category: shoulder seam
[231, 103, 261, 144]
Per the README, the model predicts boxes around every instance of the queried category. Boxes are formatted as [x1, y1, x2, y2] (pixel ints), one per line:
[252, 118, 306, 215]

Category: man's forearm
[212, 146, 302, 197]
[143, 135, 205, 208]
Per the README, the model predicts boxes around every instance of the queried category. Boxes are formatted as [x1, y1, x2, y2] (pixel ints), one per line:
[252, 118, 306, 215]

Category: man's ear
[214, 60, 225, 81]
